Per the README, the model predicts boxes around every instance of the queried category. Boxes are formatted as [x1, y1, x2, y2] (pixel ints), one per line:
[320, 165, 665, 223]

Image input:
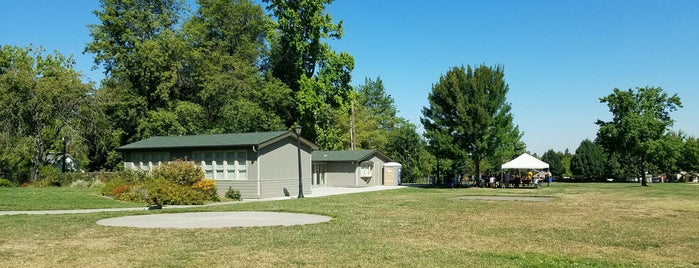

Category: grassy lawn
[1, 183, 698, 267]
[0, 187, 144, 211]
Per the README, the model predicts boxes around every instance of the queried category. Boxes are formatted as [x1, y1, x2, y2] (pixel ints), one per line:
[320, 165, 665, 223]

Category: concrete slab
[96, 212, 332, 229]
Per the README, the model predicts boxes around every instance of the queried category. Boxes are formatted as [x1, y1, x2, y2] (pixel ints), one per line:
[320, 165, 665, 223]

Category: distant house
[118, 131, 318, 199]
[311, 150, 396, 188]
[46, 152, 80, 172]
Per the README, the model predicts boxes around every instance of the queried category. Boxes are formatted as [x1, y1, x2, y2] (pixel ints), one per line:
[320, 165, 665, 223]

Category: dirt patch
[453, 196, 555, 202]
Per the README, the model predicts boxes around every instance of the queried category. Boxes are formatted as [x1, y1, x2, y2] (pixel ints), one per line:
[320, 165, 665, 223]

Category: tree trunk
[473, 157, 481, 187]
[30, 136, 42, 182]
[640, 158, 648, 187]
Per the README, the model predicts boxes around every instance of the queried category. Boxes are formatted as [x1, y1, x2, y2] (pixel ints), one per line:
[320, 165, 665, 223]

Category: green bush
[0, 178, 16, 187]
[35, 166, 61, 187]
[101, 170, 146, 196]
[144, 178, 207, 205]
[100, 168, 212, 205]
[69, 179, 93, 188]
[151, 160, 204, 186]
[225, 187, 242, 201]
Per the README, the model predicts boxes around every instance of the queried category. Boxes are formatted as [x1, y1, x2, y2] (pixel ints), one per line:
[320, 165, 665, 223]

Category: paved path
[1, 186, 405, 228]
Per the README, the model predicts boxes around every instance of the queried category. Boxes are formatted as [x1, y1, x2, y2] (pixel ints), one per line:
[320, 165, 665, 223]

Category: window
[131, 152, 168, 172]
[359, 162, 373, 177]
[193, 150, 247, 180]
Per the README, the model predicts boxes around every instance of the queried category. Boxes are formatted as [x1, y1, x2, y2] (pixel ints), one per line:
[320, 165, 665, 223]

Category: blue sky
[2, 0, 698, 155]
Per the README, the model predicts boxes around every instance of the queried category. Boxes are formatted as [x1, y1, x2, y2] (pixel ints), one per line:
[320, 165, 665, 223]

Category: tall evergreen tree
[353, 77, 399, 150]
[570, 139, 606, 181]
[541, 149, 565, 178]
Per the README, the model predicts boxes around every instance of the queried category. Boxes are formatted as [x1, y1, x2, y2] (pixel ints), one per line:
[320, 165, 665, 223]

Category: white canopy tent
[501, 153, 549, 170]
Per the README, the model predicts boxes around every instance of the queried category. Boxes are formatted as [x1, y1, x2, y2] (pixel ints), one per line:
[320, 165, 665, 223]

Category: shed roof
[118, 131, 318, 151]
[312, 149, 392, 162]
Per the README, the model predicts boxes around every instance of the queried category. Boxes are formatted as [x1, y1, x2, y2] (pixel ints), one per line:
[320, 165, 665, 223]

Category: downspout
[254, 145, 261, 198]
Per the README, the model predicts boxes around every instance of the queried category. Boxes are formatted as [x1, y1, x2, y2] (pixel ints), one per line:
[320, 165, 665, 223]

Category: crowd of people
[471, 170, 553, 189]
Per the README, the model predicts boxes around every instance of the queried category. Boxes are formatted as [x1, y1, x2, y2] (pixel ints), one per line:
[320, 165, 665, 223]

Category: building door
[313, 164, 326, 188]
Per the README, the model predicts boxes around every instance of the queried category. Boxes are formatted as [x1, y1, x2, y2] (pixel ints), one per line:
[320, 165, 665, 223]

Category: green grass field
[1, 183, 698, 267]
[0, 187, 143, 211]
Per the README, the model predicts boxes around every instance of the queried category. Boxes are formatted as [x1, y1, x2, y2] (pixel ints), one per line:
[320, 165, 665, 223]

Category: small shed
[311, 150, 393, 188]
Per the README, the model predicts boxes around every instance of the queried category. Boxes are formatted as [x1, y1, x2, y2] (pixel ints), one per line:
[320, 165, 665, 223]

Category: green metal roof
[312, 150, 384, 162]
[118, 131, 291, 150]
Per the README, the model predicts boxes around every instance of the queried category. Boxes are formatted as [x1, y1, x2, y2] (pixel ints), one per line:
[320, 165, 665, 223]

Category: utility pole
[350, 101, 356, 150]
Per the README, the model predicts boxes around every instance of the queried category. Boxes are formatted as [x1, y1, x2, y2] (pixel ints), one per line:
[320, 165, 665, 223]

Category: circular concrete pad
[453, 196, 555, 202]
[97, 212, 332, 229]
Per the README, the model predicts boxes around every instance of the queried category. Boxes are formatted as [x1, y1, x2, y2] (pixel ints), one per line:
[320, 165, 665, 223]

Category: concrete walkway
[0, 186, 406, 228]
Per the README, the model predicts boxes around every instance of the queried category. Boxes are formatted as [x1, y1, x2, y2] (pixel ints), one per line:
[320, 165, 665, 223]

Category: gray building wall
[318, 154, 390, 188]
[325, 162, 357, 187]
[258, 136, 312, 198]
[361, 155, 387, 187]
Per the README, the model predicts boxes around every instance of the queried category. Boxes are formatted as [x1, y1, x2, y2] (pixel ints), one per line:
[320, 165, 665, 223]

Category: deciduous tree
[384, 122, 433, 182]
[0, 46, 92, 181]
[421, 65, 521, 180]
[595, 87, 682, 186]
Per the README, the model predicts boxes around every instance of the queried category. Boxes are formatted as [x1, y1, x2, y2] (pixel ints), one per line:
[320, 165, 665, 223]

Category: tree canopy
[0, 46, 92, 182]
[595, 87, 682, 186]
[422, 65, 522, 179]
[570, 139, 606, 181]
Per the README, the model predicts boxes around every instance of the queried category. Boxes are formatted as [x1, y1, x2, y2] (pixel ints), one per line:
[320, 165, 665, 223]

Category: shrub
[225, 187, 242, 201]
[35, 166, 61, 187]
[117, 187, 148, 203]
[69, 179, 93, 188]
[110, 185, 132, 196]
[144, 178, 207, 205]
[192, 179, 219, 201]
[0, 178, 16, 187]
[151, 160, 204, 186]
[58, 172, 89, 186]
[90, 180, 105, 189]
[101, 170, 144, 196]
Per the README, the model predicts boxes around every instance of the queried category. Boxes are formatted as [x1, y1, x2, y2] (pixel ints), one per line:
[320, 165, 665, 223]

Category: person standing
[504, 172, 511, 188]
[534, 174, 540, 189]
[547, 170, 552, 186]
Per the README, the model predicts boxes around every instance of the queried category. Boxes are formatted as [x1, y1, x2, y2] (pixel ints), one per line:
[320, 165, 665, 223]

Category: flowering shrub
[101, 163, 217, 205]
[192, 179, 219, 201]
[151, 160, 204, 186]
[110, 184, 132, 196]
[101, 171, 144, 196]
[145, 178, 207, 205]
